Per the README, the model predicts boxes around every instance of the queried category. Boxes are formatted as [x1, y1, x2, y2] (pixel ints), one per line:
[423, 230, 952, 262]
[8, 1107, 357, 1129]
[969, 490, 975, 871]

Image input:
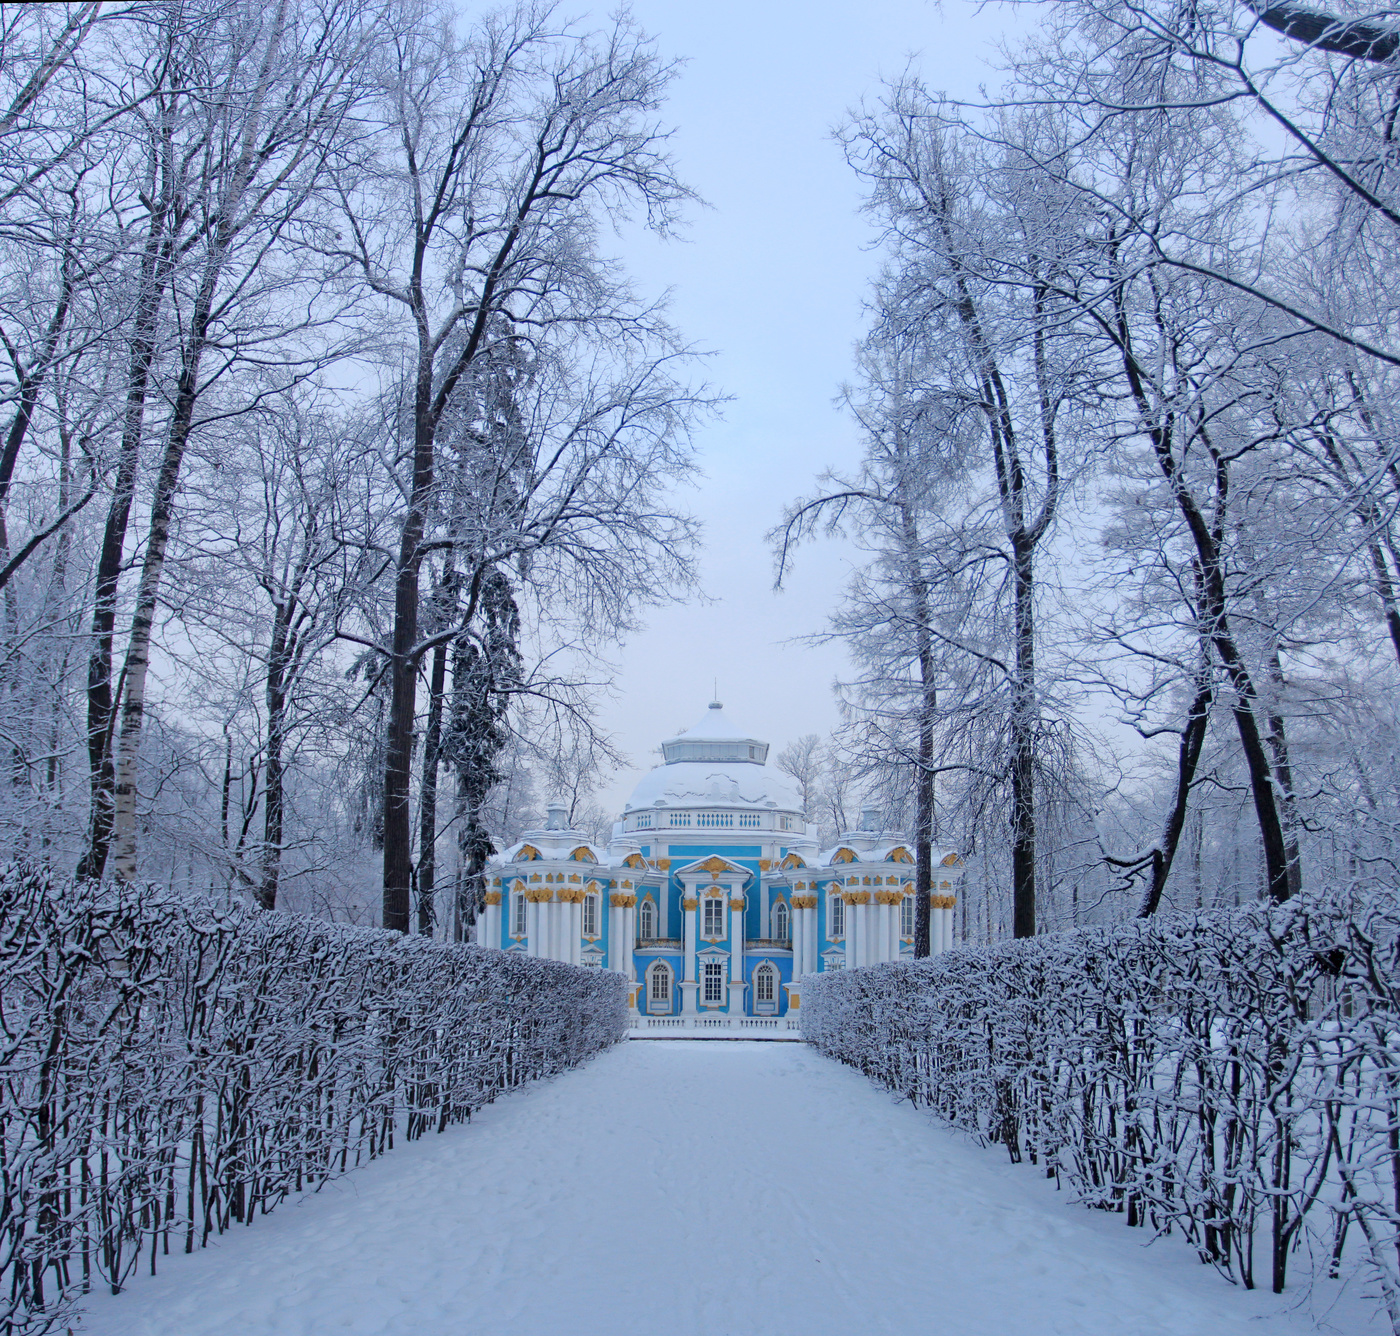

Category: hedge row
[0, 865, 626, 1333]
[802, 892, 1400, 1333]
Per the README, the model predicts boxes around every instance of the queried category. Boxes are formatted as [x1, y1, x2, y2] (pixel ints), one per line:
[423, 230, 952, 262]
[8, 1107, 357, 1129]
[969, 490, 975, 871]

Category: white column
[543, 895, 557, 960]
[791, 903, 804, 977]
[889, 900, 899, 960]
[729, 896, 745, 1014]
[484, 897, 500, 949]
[526, 896, 540, 957]
[844, 897, 856, 970]
[570, 897, 583, 965]
[680, 892, 699, 1015]
[932, 899, 945, 954]
[623, 901, 636, 980]
[808, 900, 819, 975]
[609, 902, 622, 971]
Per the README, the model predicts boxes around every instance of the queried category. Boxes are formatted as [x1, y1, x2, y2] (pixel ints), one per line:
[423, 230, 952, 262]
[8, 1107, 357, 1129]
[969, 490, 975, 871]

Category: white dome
[624, 760, 804, 813]
[621, 699, 803, 816]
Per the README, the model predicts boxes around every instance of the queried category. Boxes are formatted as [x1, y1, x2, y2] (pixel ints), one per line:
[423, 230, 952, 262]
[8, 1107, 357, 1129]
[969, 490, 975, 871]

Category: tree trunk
[1137, 644, 1213, 916]
[257, 604, 293, 911]
[77, 199, 171, 880]
[415, 636, 448, 935]
[1010, 539, 1037, 937]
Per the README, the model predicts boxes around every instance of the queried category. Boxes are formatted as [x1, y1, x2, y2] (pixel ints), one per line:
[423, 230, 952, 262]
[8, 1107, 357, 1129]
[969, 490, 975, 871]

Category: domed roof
[623, 700, 803, 814]
[660, 701, 769, 765]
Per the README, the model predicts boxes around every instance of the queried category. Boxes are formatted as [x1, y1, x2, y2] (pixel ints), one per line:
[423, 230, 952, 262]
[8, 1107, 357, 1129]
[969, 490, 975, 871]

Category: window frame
[511, 891, 527, 938]
[702, 896, 726, 938]
[900, 893, 914, 939]
[647, 960, 673, 1012]
[702, 959, 725, 1005]
[582, 892, 599, 938]
[772, 900, 790, 942]
[829, 893, 845, 939]
[638, 897, 656, 940]
[753, 962, 777, 1010]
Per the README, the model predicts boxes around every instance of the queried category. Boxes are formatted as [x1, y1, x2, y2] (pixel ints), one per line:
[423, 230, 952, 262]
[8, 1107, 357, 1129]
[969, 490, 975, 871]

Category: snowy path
[77, 1040, 1336, 1336]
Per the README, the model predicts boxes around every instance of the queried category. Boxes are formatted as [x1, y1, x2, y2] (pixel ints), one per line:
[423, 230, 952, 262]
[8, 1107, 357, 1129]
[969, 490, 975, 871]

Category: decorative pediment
[780, 852, 806, 870]
[570, 845, 597, 863]
[675, 854, 752, 882]
[623, 853, 647, 869]
[831, 847, 857, 864]
[515, 844, 541, 861]
[940, 852, 963, 867]
[887, 846, 914, 864]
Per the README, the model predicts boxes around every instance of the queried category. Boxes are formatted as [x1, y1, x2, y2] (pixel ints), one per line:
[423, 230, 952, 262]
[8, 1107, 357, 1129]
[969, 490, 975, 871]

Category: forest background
[2, 0, 1397, 943]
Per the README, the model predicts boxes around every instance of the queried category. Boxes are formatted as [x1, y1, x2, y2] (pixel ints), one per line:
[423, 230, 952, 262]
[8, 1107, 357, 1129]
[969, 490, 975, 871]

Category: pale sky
[587, 0, 1016, 814]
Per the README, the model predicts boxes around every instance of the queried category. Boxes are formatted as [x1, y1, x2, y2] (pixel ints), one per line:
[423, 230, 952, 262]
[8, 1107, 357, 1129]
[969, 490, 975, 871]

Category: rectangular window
[738, 813, 760, 828]
[583, 894, 598, 937]
[650, 967, 670, 1001]
[703, 897, 726, 937]
[900, 894, 914, 938]
[512, 893, 527, 937]
[829, 895, 845, 938]
[696, 812, 733, 827]
[703, 961, 725, 1004]
[755, 968, 774, 1003]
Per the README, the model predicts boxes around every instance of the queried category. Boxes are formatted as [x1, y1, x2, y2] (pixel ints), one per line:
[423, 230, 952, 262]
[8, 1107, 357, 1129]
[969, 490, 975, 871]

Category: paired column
[610, 892, 636, 976]
[844, 894, 857, 970]
[728, 894, 746, 1015]
[481, 890, 502, 949]
[525, 893, 541, 957]
[680, 893, 699, 1014]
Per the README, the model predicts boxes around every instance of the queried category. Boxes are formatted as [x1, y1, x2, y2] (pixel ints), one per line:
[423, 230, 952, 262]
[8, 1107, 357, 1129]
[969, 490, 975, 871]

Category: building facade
[481, 702, 964, 1017]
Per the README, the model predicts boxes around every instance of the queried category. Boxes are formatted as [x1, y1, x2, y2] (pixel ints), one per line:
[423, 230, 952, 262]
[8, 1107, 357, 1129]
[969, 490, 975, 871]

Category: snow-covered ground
[76, 1040, 1377, 1336]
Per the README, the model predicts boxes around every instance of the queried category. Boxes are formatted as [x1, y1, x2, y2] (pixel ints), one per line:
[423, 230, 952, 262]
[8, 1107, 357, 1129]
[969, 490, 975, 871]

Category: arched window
[772, 900, 790, 942]
[511, 892, 527, 937]
[753, 962, 777, 1012]
[638, 898, 656, 940]
[647, 961, 672, 1013]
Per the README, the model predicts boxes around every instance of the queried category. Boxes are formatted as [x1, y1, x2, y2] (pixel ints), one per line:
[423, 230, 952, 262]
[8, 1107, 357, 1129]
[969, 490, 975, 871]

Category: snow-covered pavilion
[481, 701, 964, 1025]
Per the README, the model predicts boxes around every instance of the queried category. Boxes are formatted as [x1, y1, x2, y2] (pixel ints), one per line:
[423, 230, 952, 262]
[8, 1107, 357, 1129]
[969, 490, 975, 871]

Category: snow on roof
[662, 700, 763, 746]
[624, 759, 802, 812]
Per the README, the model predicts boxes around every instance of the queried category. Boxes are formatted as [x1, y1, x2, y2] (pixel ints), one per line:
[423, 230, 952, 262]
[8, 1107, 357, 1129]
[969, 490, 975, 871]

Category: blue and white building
[481, 702, 964, 1026]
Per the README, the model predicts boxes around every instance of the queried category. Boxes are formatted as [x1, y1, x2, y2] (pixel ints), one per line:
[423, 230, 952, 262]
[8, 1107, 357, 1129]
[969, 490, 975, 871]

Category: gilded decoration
[728, 899, 745, 912]
[788, 994, 800, 1009]
[526, 888, 553, 903]
[560, 887, 588, 904]
[483, 891, 502, 905]
[791, 895, 818, 909]
[874, 890, 902, 905]
[681, 897, 699, 910]
[621, 879, 633, 889]
[516, 844, 541, 861]
[529, 874, 541, 882]
[623, 853, 646, 869]
[758, 859, 772, 871]
[887, 846, 914, 863]
[567, 874, 579, 883]
[545, 873, 556, 882]
[930, 894, 958, 909]
[940, 852, 962, 866]
[570, 846, 596, 862]
[780, 852, 805, 869]
[941, 880, 951, 889]
[610, 893, 637, 908]
[655, 858, 672, 870]
[491, 877, 501, 886]
[862, 876, 871, 885]
[697, 855, 730, 876]
[832, 848, 856, 864]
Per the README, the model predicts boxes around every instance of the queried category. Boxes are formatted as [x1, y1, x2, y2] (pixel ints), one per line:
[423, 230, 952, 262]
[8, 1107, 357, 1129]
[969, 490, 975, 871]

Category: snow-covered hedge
[803, 893, 1400, 1332]
[0, 865, 625, 1334]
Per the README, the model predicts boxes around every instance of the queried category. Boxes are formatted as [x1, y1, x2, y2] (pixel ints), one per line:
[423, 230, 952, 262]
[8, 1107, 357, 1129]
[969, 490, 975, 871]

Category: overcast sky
[583, 0, 1019, 813]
